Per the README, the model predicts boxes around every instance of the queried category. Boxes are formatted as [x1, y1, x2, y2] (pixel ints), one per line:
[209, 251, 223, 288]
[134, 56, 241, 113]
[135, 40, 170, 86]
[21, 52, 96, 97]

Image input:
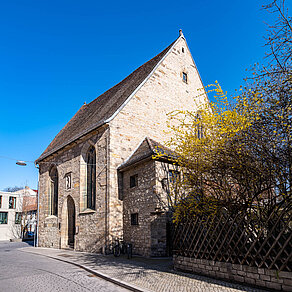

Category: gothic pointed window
[196, 113, 203, 139]
[86, 146, 96, 210]
[49, 166, 58, 216]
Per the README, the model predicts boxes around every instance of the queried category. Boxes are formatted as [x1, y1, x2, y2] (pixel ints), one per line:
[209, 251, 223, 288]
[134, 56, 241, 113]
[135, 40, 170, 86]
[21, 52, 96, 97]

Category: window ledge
[79, 208, 96, 215]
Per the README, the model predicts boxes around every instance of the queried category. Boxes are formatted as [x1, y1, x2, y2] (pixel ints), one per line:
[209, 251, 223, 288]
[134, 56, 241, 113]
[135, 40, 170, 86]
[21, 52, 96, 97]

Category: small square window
[161, 178, 168, 190]
[182, 72, 188, 83]
[15, 212, 22, 224]
[131, 213, 138, 225]
[130, 174, 138, 188]
[0, 212, 8, 224]
[9, 197, 16, 209]
[169, 170, 180, 183]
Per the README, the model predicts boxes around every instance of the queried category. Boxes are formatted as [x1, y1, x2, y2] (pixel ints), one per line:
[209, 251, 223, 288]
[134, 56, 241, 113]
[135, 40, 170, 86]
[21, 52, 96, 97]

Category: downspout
[105, 126, 110, 249]
[34, 162, 40, 247]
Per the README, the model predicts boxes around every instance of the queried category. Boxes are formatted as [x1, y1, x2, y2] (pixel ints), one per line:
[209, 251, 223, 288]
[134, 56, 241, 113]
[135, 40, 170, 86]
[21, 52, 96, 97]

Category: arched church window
[196, 113, 203, 140]
[49, 166, 58, 216]
[86, 146, 96, 210]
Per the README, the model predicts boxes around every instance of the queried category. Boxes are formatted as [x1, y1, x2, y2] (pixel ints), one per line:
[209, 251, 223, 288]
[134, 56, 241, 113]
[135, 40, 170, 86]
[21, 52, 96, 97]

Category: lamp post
[16, 160, 38, 247]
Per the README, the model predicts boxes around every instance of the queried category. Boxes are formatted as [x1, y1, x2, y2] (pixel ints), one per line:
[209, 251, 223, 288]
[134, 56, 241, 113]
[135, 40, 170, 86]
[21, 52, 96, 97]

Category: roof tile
[118, 137, 176, 170]
[37, 39, 178, 162]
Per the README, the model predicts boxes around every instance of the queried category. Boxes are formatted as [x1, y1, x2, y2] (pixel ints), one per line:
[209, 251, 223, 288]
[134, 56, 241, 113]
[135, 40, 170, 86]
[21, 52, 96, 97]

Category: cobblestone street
[20, 244, 265, 292]
[0, 241, 128, 292]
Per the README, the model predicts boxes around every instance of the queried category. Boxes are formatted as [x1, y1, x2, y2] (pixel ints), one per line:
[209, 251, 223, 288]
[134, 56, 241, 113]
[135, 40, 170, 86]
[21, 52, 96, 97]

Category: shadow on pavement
[75, 252, 263, 292]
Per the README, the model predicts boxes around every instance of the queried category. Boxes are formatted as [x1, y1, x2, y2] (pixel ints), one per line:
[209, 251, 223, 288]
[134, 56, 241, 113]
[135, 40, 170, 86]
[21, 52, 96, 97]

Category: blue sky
[0, 0, 288, 190]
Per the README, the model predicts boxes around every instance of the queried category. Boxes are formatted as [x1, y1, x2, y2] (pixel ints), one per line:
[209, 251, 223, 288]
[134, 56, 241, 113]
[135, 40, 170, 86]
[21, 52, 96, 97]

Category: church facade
[36, 31, 207, 252]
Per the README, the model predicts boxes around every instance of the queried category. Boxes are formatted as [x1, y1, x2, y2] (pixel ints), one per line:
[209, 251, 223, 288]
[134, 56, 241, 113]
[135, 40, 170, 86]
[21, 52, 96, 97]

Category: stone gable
[107, 36, 207, 241]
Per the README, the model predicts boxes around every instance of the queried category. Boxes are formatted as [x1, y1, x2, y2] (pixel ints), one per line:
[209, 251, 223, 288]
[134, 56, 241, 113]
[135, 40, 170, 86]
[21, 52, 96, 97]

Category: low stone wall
[173, 255, 292, 291]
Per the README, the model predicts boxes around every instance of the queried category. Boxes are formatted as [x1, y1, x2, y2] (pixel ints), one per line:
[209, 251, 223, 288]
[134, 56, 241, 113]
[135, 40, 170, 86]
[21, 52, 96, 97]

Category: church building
[36, 30, 207, 253]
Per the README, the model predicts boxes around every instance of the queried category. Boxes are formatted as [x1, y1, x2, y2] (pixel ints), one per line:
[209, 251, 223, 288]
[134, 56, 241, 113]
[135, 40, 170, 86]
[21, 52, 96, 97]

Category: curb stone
[20, 248, 152, 292]
[19, 247, 266, 292]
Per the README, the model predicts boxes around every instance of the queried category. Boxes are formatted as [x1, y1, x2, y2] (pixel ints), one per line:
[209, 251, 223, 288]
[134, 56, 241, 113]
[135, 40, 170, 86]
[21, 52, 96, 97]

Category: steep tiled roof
[118, 137, 177, 171]
[36, 39, 178, 162]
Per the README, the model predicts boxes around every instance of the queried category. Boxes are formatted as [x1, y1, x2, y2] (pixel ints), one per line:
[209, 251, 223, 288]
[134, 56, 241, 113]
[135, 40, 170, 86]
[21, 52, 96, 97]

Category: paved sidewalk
[20, 247, 264, 292]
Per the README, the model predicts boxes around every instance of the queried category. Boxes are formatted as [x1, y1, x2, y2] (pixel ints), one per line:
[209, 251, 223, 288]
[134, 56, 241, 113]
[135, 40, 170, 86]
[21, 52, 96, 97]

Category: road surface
[0, 241, 129, 292]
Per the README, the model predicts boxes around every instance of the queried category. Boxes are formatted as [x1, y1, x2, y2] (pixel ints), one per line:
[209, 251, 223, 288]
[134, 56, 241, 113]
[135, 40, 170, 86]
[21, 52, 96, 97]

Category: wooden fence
[173, 199, 292, 272]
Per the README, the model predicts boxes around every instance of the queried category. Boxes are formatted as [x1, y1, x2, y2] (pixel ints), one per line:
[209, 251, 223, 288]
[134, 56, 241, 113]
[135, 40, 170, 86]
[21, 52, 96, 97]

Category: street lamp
[15, 160, 38, 247]
[16, 161, 27, 166]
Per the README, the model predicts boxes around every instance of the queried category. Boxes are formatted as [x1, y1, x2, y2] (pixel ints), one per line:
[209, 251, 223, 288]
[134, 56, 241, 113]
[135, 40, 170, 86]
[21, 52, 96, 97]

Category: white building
[0, 187, 37, 241]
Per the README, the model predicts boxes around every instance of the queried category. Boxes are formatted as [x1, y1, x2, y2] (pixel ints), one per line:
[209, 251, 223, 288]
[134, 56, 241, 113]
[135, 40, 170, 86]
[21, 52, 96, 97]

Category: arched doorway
[67, 196, 76, 248]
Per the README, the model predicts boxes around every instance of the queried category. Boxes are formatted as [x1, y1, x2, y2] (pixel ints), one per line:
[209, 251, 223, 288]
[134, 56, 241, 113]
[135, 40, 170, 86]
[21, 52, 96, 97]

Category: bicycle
[105, 239, 132, 258]
[113, 238, 126, 257]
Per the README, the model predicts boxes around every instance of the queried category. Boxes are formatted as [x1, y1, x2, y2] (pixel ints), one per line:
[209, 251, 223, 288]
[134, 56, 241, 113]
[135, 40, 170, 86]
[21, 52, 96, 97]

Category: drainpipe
[105, 126, 110, 249]
[35, 162, 39, 247]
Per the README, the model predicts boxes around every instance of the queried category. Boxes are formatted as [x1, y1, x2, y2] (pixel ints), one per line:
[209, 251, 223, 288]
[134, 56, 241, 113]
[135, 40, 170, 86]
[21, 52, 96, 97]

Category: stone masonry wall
[174, 255, 292, 291]
[38, 126, 109, 252]
[122, 159, 170, 257]
[109, 36, 207, 241]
